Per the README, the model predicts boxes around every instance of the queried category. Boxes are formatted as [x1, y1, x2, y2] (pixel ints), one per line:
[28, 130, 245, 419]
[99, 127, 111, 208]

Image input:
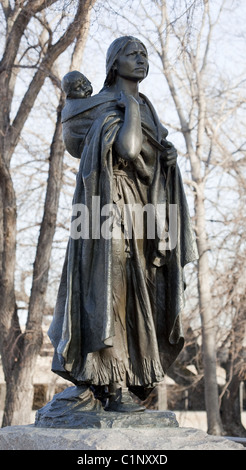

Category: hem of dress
[65, 355, 165, 388]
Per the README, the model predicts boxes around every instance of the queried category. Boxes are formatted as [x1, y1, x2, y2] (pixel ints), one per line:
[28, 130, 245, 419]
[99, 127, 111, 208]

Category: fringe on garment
[69, 351, 165, 387]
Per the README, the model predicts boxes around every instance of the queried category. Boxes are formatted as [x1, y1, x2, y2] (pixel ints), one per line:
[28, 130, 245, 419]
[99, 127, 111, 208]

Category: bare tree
[215, 164, 246, 435]
[154, 1, 245, 435]
[0, 0, 96, 426]
[219, 297, 246, 435]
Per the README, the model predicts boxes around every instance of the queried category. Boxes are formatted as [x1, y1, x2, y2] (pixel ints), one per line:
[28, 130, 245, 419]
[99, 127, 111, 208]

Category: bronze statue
[48, 36, 198, 413]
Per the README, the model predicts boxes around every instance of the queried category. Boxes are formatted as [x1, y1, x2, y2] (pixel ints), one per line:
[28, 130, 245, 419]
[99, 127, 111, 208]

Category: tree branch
[0, 0, 58, 73]
[6, 0, 96, 162]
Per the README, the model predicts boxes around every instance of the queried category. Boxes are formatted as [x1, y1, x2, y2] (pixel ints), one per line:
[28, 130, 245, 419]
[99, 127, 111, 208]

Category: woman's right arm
[114, 92, 143, 161]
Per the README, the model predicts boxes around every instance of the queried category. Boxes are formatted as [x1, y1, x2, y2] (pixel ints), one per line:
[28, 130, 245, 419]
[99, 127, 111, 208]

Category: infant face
[62, 71, 93, 99]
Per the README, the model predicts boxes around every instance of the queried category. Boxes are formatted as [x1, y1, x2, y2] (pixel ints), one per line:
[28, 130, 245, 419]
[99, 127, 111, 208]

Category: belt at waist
[113, 168, 135, 178]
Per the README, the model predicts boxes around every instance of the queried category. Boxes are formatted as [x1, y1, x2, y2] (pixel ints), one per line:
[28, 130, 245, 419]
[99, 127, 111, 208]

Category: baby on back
[61, 70, 93, 99]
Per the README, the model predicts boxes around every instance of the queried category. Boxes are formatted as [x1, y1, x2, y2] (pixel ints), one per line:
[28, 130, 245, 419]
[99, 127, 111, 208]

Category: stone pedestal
[0, 425, 244, 450]
[1, 386, 244, 451]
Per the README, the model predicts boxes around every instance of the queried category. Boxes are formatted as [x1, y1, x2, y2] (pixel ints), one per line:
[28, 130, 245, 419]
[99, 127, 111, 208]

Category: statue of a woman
[48, 36, 198, 412]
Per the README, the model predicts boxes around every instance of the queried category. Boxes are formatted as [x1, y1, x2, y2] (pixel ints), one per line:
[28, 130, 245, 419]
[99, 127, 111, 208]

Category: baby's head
[61, 71, 93, 99]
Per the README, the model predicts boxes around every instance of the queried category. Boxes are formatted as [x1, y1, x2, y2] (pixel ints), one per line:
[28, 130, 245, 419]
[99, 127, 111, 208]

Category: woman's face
[115, 41, 148, 82]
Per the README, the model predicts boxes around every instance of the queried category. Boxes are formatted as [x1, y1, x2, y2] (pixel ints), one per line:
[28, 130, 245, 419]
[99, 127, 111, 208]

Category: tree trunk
[1, 95, 64, 426]
[0, 162, 18, 426]
[221, 376, 246, 437]
[2, 334, 41, 426]
[195, 188, 224, 434]
[220, 305, 246, 436]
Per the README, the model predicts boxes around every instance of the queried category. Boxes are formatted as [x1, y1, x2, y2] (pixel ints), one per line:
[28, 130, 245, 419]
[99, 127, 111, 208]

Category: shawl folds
[48, 91, 198, 387]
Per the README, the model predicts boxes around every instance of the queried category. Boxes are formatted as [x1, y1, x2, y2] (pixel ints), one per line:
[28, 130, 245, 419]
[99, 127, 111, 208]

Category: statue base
[34, 385, 178, 429]
[14, 386, 241, 451]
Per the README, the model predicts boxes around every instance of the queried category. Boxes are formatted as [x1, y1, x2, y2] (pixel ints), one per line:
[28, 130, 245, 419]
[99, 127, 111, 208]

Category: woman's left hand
[160, 140, 178, 167]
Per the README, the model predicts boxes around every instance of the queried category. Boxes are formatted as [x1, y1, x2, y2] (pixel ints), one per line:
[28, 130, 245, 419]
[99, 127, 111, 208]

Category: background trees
[0, 0, 96, 427]
[0, 0, 245, 435]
